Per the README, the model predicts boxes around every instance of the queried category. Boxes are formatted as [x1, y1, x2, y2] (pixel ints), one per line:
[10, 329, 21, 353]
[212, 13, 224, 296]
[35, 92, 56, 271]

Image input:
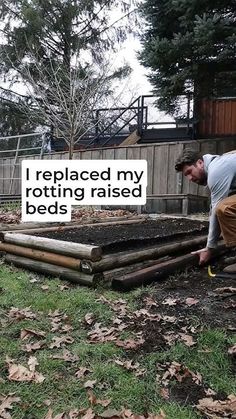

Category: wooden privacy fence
[197, 98, 236, 137]
[1, 138, 236, 213]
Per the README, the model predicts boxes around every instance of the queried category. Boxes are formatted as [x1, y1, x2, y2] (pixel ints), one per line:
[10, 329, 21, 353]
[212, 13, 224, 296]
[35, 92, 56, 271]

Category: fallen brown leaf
[100, 408, 121, 418]
[87, 390, 111, 408]
[29, 278, 38, 283]
[112, 317, 123, 325]
[83, 380, 97, 389]
[6, 356, 45, 383]
[60, 324, 74, 333]
[162, 297, 178, 306]
[22, 341, 46, 353]
[158, 361, 202, 387]
[75, 367, 92, 379]
[204, 388, 217, 396]
[20, 328, 46, 340]
[228, 345, 236, 356]
[185, 297, 199, 306]
[68, 410, 79, 419]
[52, 350, 79, 362]
[87, 323, 117, 343]
[114, 359, 146, 376]
[81, 407, 95, 419]
[196, 394, 236, 417]
[0, 393, 21, 418]
[143, 296, 158, 307]
[84, 313, 95, 325]
[160, 387, 169, 400]
[147, 411, 166, 419]
[49, 336, 74, 349]
[162, 315, 177, 323]
[97, 398, 112, 408]
[59, 285, 70, 291]
[45, 408, 79, 419]
[115, 337, 144, 349]
[43, 399, 52, 406]
[163, 333, 176, 346]
[44, 409, 66, 419]
[41, 285, 49, 291]
[87, 390, 97, 405]
[8, 307, 37, 320]
[179, 333, 196, 347]
[44, 409, 53, 419]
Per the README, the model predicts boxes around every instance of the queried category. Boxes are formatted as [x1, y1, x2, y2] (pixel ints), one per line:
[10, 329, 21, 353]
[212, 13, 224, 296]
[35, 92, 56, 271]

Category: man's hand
[191, 247, 213, 265]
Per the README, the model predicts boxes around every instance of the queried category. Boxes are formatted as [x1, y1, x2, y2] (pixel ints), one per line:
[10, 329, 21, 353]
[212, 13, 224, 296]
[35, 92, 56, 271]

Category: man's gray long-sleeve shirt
[203, 153, 236, 248]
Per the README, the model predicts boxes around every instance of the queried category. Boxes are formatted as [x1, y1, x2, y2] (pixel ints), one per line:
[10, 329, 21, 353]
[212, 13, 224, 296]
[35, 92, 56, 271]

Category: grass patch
[0, 261, 235, 418]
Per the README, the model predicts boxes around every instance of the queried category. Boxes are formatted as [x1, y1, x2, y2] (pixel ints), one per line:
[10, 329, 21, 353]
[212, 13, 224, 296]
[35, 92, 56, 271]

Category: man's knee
[216, 195, 236, 218]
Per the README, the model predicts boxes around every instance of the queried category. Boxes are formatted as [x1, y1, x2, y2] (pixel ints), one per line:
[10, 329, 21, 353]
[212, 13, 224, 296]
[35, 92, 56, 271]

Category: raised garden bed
[1, 216, 230, 290]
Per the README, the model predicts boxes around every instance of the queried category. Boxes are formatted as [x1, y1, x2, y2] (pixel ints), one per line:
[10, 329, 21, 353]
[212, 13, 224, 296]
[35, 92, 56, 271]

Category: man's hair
[175, 149, 203, 172]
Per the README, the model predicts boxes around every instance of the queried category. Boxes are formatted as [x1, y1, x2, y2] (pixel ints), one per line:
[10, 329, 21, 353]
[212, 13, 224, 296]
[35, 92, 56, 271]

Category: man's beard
[195, 175, 207, 186]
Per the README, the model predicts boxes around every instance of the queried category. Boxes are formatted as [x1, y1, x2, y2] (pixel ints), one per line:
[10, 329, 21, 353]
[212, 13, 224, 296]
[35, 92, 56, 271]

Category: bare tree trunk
[69, 136, 74, 159]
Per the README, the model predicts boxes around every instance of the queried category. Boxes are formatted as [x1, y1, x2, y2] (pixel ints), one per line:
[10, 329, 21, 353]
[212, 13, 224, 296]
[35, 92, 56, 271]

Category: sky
[119, 37, 153, 96]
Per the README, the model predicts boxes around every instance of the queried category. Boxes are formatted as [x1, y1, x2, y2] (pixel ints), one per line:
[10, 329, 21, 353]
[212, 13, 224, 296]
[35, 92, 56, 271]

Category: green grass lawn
[0, 262, 235, 419]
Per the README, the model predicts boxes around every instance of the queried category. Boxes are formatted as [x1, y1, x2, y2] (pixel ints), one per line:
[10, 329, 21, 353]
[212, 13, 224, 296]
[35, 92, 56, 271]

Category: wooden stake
[3, 233, 102, 261]
[0, 242, 81, 270]
[5, 254, 101, 286]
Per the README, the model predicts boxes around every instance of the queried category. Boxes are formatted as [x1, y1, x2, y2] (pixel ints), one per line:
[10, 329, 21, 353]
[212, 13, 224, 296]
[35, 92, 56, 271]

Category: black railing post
[187, 94, 190, 129]
[95, 110, 99, 136]
[137, 96, 142, 135]
[145, 104, 148, 129]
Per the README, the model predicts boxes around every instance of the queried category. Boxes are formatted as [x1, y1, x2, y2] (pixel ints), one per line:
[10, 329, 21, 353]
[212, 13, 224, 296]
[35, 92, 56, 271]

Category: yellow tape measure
[208, 265, 216, 278]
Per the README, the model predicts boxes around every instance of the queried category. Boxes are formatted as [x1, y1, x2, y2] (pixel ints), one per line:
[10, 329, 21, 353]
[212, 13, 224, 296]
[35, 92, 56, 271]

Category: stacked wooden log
[0, 216, 146, 286]
[0, 216, 226, 289]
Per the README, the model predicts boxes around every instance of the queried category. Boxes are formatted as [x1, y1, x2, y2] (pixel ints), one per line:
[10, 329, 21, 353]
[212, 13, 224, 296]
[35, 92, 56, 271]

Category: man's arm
[193, 157, 235, 265]
[206, 202, 221, 249]
[206, 157, 235, 248]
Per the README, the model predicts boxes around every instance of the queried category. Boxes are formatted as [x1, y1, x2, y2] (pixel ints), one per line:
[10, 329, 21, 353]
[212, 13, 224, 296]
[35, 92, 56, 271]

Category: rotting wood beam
[2, 217, 147, 237]
[0, 215, 147, 233]
[3, 233, 102, 261]
[112, 242, 226, 290]
[81, 235, 208, 273]
[5, 254, 100, 286]
[0, 242, 81, 270]
[102, 256, 170, 283]
[112, 254, 198, 290]
[0, 222, 64, 232]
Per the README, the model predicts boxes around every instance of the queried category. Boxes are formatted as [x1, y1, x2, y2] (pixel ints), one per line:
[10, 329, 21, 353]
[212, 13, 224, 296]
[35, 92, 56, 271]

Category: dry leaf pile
[155, 361, 202, 387]
[88, 296, 199, 350]
[0, 208, 133, 225]
[8, 307, 37, 320]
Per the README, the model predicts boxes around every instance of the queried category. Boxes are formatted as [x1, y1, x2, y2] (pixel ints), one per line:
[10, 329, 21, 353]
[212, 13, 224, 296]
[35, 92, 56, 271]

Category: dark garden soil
[34, 218, 208, 254]
[125, 255, 236, 407]
[134, 264, 236, 349]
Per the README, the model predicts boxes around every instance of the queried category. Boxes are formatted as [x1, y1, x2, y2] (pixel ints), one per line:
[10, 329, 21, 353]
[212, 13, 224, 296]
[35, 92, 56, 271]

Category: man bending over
[175, 149, 236, 266]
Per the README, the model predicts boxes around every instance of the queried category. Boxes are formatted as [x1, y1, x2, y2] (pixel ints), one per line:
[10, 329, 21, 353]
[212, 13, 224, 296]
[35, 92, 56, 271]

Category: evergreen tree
[139, 0, 236, 114]
[0, 0, 136, 155]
